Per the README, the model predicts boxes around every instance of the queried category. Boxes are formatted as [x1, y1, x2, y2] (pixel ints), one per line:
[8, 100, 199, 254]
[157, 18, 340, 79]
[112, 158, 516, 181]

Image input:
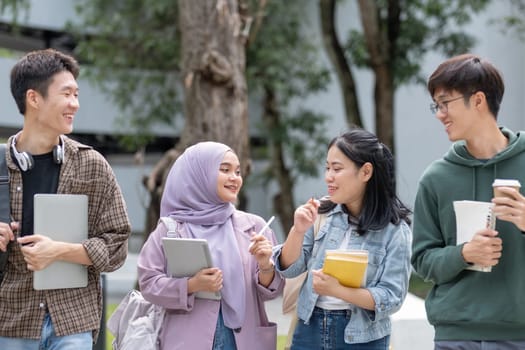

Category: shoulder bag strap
[313, 213, 326, 237]
[0, 144, 10, 223]
[0, 144, 10, 282]
[159, 216, 178, 237]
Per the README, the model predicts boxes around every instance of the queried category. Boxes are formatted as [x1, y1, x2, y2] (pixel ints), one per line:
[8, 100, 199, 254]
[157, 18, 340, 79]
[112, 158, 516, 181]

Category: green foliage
[1, 0, 333, 194]
[72, 1, 180, 70]
[490, 0, 525, 40]
[68, 0, 181, 151]
[346, 0, 491, 87]
[70, 0, 331, 169]
[0, 0, 30, 24]
[247, 2, 330, 103]
[105, 303, 117, 349]
[409, 272, 434, 299]
[246, 1, 331, 181]
[0, 47, 16, 57]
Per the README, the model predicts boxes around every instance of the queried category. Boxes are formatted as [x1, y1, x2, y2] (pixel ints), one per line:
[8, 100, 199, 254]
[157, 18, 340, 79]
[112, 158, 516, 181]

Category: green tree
[246, 1, 330, 232]
[0, 0, 499, 238]
[320, 0, 491, 151]
[0, 0, 29, 21]
[491, 0, 525, 39]
[70, 0, 255, 234]
[0, 0, 331, 237]
[69, 0, 330, 236]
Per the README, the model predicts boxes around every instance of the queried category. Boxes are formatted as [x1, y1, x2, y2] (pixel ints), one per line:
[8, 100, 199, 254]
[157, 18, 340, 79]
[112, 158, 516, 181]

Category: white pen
[257, 215, 275, 236]
[249, 215, 275, 249]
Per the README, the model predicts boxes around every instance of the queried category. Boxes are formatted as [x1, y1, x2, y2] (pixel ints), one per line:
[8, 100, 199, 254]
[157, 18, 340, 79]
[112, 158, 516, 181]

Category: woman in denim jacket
[273, 128, 412, 349]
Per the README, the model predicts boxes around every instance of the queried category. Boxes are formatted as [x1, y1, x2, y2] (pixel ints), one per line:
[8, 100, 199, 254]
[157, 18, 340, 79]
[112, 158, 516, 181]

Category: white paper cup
[492, 179, 521, 198]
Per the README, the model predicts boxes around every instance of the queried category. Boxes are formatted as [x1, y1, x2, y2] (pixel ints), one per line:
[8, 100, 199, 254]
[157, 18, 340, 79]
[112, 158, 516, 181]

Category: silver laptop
[33, 194, 89, 290]
[161, 237, 221, 300]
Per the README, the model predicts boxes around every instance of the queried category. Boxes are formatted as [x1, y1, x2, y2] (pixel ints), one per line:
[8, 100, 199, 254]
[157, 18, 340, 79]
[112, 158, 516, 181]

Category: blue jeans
[212, 308, 237, 350]
[291, 307, 390, 350]
[0, 313, 92, 350]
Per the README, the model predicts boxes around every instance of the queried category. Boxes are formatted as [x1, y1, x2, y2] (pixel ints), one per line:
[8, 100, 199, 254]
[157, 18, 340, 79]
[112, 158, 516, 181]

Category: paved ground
[105, 253, 434, 347]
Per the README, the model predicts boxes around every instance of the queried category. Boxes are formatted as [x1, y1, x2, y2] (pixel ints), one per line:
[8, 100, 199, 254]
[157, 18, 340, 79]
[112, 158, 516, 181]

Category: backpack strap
[159, 217, 178, 238]
[313, 213, 326, 238]
[0, 144, 10, 223]
[0, 144, 10, 284]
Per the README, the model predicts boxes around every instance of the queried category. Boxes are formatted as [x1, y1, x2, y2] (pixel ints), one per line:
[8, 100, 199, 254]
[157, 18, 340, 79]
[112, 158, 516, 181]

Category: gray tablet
[33, 194, 89, 290]
[161, 237, 221, 300]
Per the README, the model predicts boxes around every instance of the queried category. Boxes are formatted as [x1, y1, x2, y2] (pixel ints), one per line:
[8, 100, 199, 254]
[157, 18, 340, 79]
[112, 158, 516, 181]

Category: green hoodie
[412, 127, 525, 341]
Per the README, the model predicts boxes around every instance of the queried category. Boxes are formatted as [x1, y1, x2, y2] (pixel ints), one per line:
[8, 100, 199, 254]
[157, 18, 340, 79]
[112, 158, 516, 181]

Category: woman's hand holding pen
[292, 197, 320, 235]
[250, 233, 275, 286]
[280, 198, 320, 269]
[249, 233, 273, 268]
[248, 216, 275, 275]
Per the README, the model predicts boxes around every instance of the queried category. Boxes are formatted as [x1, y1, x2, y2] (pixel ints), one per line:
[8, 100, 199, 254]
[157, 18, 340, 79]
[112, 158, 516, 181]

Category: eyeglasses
[429, 95, 465, 114]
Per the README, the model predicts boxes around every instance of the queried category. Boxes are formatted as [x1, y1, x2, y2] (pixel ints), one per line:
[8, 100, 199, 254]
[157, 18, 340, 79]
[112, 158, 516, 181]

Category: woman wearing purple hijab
[137, 141, 284, 350]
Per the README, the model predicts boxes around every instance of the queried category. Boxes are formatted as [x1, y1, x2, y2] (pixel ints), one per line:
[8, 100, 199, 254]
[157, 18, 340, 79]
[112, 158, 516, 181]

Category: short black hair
[427, 54, 504, 118]
[10, 48, 80, 115]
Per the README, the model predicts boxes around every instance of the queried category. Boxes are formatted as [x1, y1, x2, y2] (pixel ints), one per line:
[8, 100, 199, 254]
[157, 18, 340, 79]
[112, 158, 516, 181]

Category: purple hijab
[160, 141, 246, 329]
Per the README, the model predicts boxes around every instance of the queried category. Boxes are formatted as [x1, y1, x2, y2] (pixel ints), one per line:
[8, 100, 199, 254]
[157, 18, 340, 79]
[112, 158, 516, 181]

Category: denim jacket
[273, 205, 412, 344]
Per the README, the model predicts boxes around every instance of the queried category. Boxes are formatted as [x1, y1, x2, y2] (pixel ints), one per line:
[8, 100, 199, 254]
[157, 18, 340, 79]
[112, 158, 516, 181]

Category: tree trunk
[374, 68, 395, 151]
[263, 87, 295, 237]
[319, 0, 363, 128]
[357, 0, 396, 151]
[178, 0, 249, 165]
[143, 0, 250, 235]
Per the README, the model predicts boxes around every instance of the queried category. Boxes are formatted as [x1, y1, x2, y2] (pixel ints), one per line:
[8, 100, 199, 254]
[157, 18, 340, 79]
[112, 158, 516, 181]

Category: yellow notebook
[322, 249, 368, 288]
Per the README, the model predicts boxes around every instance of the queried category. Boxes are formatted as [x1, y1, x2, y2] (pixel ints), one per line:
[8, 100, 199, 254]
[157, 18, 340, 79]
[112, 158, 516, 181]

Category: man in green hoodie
[412, 53, 525, 350]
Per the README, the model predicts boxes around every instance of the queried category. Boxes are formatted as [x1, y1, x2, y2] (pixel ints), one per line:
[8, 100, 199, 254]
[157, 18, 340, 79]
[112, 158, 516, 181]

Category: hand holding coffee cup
[492, 179, 525, 231]
[492, 179, 521, 199]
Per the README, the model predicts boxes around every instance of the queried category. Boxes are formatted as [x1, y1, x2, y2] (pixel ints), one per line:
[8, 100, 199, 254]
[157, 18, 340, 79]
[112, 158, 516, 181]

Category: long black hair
[319, 127, 411, 234]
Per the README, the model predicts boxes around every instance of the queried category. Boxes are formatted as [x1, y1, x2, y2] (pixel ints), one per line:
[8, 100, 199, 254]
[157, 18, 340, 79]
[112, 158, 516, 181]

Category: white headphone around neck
[11, 134, 64, 171]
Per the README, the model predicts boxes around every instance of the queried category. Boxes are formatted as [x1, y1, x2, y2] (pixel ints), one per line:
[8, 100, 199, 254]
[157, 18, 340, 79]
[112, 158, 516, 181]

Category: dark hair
[427, 53, 504, 118]
[319, 127, 411, 234]
[10, 48, 80, 115]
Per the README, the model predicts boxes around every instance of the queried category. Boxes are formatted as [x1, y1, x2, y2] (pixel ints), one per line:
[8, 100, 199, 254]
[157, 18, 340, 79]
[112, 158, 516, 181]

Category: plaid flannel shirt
[0, 135, 131, 342]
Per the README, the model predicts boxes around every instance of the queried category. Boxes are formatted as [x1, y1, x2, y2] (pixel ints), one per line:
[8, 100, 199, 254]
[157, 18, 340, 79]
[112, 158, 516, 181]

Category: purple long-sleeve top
[138, 210, 284, 350]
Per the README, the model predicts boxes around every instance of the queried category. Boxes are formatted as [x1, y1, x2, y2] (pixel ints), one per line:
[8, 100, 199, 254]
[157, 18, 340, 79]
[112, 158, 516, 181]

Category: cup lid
[492, 179, 521, 187]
